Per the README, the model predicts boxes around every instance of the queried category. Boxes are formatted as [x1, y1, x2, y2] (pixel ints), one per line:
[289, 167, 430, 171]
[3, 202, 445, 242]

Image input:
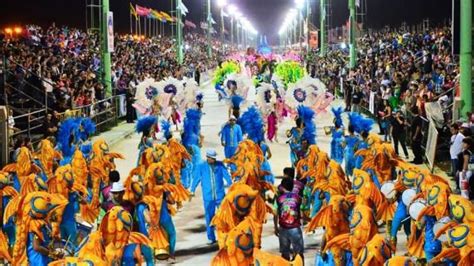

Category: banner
[185, 20, 197, 28]
[136, 5, 151, 17]
[107, 12, 114, 52]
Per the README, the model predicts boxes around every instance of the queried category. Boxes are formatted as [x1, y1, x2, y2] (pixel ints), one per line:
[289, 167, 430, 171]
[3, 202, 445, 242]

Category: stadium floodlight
[295, 0, 305, 9]
[228, 4, 237, 14]
[216, 0, 228, 8]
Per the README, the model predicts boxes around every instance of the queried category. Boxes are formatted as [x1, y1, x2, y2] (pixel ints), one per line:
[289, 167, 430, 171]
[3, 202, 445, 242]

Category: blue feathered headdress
[331, 107, 344, 128]
[238, 106, 265, 143]
[57, 118, 80, 158]
[182, 109, 201, 148]
[348, 112, 374, 134]
[230, 95, 244, 109]
[78, 118, 96, 141]
[160, 120, 172, 140]
[297, 105, 316, 144]
[196, 93, 204, 103]
[136, 115, 157, 134]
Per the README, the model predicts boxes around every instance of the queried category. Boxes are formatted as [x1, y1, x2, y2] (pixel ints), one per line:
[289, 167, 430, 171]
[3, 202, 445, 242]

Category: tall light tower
[228, 4, 238, 48]
[460, 0, 472, 116]
[101, 0, 112, 97]
[348, 0, 357, 68]
[207, 0, 212, 57]
[295, 0, 304, 50]
[217, 0, 227, 53]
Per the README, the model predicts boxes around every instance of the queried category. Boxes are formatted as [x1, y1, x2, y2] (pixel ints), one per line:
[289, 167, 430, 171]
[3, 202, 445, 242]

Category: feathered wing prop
[133, 78, 156, 115]
[212, 61, 240, 86]
[285, 80, 314, 109]
[224, 73, 251, 99]
[136, 116, 157, 134]
[274, 60, 305, 89]
[182, 109, 201, 148]
[238, 106, 265, 143]
[348, 112, 374, 134]
[331, 107, 344, 128]
[255, 83, 276, 114]
[182, 77, 201, 109]
[297, 105, 316, 144]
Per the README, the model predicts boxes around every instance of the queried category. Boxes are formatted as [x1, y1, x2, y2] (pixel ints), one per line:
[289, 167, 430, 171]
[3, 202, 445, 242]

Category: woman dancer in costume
[343, 125, 359, 177]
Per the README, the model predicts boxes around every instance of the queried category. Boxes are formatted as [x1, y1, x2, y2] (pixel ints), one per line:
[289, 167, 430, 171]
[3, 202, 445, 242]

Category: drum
[76, 221, 93, 244]
[433, 216, 451, 242]
[409, 199, 427, 220]
[52, 239, 75, 258]
[155, 248, 170, 261]
[381, 181, 396, 200]
[402, 188, 417, 206]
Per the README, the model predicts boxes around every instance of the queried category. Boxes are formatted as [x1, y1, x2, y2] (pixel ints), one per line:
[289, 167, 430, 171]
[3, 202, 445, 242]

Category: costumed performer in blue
[239, 106, 274, 184]
[288, 106, 316, 166]
[179, 108, 203, 189]
[122, 182, 154, 266]
[342, 124, 359, 177]
[190, 149, 232, 245]
[76, 117, 96, 159]
[57, 118, 80, 166]
[136, 115, 157, 166]
[220, 116, 243, 159]
[330, 107, 344, 164]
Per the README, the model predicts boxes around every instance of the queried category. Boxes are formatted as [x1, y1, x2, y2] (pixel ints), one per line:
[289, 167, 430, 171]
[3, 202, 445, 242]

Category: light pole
[348, 0, 357, 68]
[101, 0, 112, 97]
[176, 0, 184, 64]
[228, 5, 237, 48]
[295, 0, 304, 50]
[217, 0, 227, 53]
[207, 0, 212, 57]
[460, 0, 472, 117]
[320, 0, 327, 56]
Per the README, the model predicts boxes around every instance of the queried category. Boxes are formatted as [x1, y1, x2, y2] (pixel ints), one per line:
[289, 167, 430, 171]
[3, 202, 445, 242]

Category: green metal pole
[320, 0, 326, 56]
[102, 0, 112, 97]
[348, 0, 357, 68]
[176, 0, 184, 64]
[460, 0, 472, 117]
[207, 0, 212, 58]
[306, 0, 311, 49]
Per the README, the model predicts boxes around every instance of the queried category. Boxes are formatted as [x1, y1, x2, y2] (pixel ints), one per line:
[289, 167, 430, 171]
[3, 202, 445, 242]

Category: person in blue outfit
[259, 141, 275, 184]
[60, 186, 83, 245]
[330, 107, 345, 164]
[343, 125, 360, 177]
[136, 116, 157, 166]
[190, 149, 232, 244]
[123, 182, 155, 266]
[220, 116, 243, 159]
[287, 117, 304, 166]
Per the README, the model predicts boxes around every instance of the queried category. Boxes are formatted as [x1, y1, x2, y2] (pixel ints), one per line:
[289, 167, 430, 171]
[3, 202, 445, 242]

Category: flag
[130, 3, 137, 19]
[356, 0, 360, 7]
[150, 9, 164, 20]
[200, 22, 208, 30]
[177, 1, 189, 16]
[185, 20, 196, 29]
[136, 5, 150, 17]
[160, 11, 174, 22]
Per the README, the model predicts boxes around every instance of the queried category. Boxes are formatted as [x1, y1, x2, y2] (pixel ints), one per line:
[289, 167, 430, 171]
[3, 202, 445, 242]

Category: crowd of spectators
[310, 26, 459, 122]
[1, 24, 227, 112]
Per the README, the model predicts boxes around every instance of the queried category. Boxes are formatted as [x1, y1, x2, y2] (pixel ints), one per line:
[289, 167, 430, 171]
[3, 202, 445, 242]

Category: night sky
[0, 0, 452, 44]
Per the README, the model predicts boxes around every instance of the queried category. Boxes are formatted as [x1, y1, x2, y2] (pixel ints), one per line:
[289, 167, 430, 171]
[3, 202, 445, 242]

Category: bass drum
[409, 199, 427, 220]
[402, 188, 417, 206]
[380, 181, 396, 200]
[433, 216, 452, 242]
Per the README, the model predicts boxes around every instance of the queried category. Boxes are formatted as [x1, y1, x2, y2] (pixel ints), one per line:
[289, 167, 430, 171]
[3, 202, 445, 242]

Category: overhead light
[216, 0, 227, 8]
[295, 0, 305, 9]
[228, 4, 237, 14]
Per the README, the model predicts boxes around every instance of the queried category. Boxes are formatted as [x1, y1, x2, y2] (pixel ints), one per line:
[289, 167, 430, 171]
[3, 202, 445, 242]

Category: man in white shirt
[450, 123, 465, 177]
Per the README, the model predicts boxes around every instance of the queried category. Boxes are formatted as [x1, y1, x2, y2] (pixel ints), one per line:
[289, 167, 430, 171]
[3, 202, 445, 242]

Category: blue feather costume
[239, 106, 274, 184]
[136, 116, 157, 166]
[288, 106, 316, 165]
[181, 109, 202, 189]
[57, 118, 96, 165]
[330, 107, 344, 164]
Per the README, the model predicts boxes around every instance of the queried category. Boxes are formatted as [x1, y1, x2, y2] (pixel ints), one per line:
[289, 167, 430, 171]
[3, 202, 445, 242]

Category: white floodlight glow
[216, 0, 228, 8]
[228, 4, 237, 14]
[295, 0, 305, 9]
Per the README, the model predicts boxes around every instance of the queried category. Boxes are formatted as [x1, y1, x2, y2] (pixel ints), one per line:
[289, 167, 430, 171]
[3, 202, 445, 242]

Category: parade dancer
[330, 107, 344, 164]
[343, 125, 359, 177]
[220, 116, 243, 159]
[191, 149, 232, 244]
[136, 116, 157, 166]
